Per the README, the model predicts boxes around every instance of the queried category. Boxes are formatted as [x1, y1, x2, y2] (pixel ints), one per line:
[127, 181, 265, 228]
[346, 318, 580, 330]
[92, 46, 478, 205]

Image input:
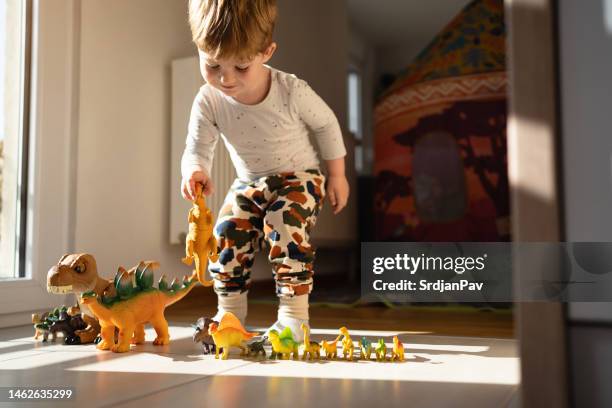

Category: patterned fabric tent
[374, 0, 508, 242]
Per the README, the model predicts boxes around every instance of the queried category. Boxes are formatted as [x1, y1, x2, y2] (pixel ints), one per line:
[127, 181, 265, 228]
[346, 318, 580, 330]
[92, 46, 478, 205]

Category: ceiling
[347, 0, 470, 47]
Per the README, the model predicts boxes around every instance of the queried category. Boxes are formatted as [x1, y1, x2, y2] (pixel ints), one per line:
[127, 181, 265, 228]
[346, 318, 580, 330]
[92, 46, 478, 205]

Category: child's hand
[326, 175, 349, 214]
[181, 170, 214, 201]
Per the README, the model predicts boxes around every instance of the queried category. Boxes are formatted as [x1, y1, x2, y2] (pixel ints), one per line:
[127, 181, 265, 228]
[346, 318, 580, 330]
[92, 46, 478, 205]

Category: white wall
[559, 0, 612, 406]
[560, 0, 612, 322]
[75, 0, 353, 282]
[76, 0, 195, 279]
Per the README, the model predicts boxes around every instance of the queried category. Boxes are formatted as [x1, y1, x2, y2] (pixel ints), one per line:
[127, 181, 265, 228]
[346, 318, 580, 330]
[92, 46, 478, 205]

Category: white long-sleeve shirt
[181, 66, 347, 181]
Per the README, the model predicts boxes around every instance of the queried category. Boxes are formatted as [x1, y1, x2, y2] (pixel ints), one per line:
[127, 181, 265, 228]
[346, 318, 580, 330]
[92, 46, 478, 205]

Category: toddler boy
[181, 0, 349, 341]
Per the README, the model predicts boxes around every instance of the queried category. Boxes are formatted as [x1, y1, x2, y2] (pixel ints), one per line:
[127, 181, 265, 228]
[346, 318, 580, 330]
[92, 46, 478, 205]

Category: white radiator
[169, 56, 236, 245]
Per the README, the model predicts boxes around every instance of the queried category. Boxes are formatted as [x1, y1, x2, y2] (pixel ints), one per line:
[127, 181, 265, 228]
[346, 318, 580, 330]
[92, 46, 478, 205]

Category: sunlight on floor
[59, 327, 519, 385]
[0, 324, 519, 407]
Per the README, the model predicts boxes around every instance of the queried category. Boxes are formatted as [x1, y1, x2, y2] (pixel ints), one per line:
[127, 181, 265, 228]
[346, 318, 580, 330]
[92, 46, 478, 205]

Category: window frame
[0, 0, 80, 325]
[347, 67, 364, 174]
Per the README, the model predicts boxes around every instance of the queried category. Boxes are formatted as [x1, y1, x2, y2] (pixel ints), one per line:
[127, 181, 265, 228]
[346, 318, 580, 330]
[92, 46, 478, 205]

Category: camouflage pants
[209, 169, 326, 298]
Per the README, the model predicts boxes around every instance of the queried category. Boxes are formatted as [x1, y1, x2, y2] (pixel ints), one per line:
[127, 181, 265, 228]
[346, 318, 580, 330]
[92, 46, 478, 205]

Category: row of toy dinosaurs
[193, 312, 406, 362]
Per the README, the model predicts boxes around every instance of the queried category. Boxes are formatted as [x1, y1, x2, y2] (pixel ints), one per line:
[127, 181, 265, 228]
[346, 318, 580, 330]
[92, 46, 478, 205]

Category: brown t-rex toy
[182, 183, 219, 287]
[46, 253, 158, 344]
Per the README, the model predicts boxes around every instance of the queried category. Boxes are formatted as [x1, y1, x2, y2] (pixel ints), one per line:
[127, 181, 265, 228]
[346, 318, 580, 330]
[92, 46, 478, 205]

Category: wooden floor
[167, 286, 515, 339]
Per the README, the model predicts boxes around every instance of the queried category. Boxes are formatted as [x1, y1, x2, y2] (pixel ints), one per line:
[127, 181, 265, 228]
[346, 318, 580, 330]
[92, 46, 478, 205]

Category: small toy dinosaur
[339, 326, 355, 360]
[321, 335, 341, 360]
[245, 335, 268, 358]
[374, 338, 387, 362]
[182, 183, 219, 287]
[49, 309, 88, 345]
[192, 317, 217, 355]
[81, 262, 198, 353]
[300, 323, 320, 360]
[360, 337, 373, 360]
[391, 336, 405, 362]
[268, 327, 299, 360]
[208, 312, 258, 359]
[32, 311, 54, 342]
[32, 312, 51, 341]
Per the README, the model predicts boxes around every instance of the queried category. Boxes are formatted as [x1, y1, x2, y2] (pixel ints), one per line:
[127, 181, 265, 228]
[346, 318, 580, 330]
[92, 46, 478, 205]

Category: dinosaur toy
[192, 317, 217, 355]
[32, 306, 75, 343]
[321, 335, 341, 360]
[81, 261, 198, 353]
[360, 337, 373, 360]
[46, 253, 147, 343]
[391, 336, 405, 362]
[339, 326, 355, 360]
[32, 312, 51, 341]
[245, 335, 268, 358]
[182, 183, 219, 287]
[49, 309, 88, 345]
[268, 327, 299, 360]
[374, 338, 387, 362]
[208, 312, 257, 359]
[32, 311, 55, 342]
[299, 323, 320, 360]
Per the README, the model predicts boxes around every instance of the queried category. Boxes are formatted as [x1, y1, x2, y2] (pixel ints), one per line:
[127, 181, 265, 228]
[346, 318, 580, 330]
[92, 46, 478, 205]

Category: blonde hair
[188, 0, 277, 60]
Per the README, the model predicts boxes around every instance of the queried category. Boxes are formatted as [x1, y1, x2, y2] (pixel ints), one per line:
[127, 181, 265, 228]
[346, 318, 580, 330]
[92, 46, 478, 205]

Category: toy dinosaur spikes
[135, 262, 154, 289]
[170, 278, 181, 291]
[183, 183, 219, 287]
[158, 275, 168, 291]
[115, 268, 134, 299]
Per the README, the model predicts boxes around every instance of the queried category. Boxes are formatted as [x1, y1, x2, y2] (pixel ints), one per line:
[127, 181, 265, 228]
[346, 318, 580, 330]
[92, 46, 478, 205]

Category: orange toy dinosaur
[182, 183, 219, 287]
[81, 263, 198, 353]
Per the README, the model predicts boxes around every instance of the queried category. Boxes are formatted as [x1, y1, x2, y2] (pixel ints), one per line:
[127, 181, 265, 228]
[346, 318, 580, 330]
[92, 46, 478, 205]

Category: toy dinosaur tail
[163, 270, 200, 307]
[194, 253, 214, 287]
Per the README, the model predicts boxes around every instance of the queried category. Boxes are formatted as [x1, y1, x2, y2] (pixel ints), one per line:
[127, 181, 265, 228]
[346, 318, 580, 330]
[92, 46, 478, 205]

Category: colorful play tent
[374, 0, 508, 242]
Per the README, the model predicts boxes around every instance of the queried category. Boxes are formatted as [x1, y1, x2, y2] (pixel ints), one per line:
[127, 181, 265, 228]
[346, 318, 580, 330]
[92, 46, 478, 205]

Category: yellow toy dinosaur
[208, 312, 258, 360]
[81, 263, 198, 353]
[339, 326, 355, 360]
[182, 183, 219, 287]
[299, 323, 320, 360]
[268, 327, 299, 360]
[391, 335, 405, 362]
[321, 334, 342, 360]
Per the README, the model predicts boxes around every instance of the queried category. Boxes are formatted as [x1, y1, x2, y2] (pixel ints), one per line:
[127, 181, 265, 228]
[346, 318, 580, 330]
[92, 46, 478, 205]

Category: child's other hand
[326, 175, 349, 214]
[181, 170, 214, 201]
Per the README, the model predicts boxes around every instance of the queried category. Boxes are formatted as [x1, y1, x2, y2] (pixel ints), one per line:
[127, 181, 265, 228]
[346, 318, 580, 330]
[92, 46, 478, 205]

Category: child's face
[198, 43, 276, 102]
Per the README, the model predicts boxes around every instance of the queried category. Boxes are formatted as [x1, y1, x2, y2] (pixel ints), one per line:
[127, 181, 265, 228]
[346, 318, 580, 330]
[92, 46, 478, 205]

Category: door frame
[506, 0, 569, 406]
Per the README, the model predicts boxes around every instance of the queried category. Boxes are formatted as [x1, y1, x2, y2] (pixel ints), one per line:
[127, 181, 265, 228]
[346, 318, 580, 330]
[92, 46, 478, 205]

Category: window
[347, 70, 363, 173]
[0, 0, 31, 280]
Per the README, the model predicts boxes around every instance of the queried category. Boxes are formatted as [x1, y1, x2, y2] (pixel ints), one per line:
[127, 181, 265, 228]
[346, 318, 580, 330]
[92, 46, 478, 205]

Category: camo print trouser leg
[208, 169, 326, 298]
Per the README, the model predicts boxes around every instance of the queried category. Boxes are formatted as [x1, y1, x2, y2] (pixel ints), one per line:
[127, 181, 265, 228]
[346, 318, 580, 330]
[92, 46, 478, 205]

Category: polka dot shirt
[181, 66, 347, 181]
